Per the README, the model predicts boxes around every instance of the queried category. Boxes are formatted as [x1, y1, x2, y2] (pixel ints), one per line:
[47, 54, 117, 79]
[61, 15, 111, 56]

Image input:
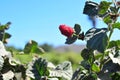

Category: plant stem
[89, 52, 95, 73]
[100, 24, 114, 70]
[99, 52, 105, 70]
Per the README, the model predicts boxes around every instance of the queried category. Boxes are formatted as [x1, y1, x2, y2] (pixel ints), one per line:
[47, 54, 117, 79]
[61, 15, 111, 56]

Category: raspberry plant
[59, 0, 120, 80]
[0, 0, 120, 80]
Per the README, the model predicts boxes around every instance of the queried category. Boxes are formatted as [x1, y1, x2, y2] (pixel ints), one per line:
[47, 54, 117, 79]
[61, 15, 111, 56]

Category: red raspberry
[59, 24, 74, 37]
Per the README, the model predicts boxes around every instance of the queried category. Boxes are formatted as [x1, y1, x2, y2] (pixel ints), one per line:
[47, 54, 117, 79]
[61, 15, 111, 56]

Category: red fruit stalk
[59, 24, 74, 37]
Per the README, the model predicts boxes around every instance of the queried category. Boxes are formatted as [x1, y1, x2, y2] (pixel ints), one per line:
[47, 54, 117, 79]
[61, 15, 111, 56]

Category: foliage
[0, 22, 81, 80]
[26, 57, 49, 79]
[65, 24, 84, 44]
[40, 43, 53, 52]
[59, 0, 120, 80]
[41, 51, 83, 70]
[85, 28, 108, 53]
[111, 72, 120, 80]
[0, 22, 11, 43]
[26, 57, 73, 80]
[0, 0, 120, 80]
[24, 40, 45, 54]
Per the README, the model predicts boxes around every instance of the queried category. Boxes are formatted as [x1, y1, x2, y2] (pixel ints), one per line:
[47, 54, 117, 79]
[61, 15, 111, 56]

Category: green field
[42, 51, 83, 70]
[13, 51, 83, 70]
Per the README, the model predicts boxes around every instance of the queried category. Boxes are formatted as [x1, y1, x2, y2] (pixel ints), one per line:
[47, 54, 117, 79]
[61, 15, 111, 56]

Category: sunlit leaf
[0, 41, 10, 57]
[108, 47, 120, 65]
[99, 1, 112, 14]
[108, 40, 120, 50]
[2, 70, 14, 80]
[112, 22, 120, 30]
[0, 22, 11, 30]
[94, 53, 102, 60]
[92, 63, 100, 72]
[103, 15, 112, 24]
[85, 28, 108, 53]
[24, 40, 44, 54]
[26, 57, 49, 79]
[24, 40, 37, 53]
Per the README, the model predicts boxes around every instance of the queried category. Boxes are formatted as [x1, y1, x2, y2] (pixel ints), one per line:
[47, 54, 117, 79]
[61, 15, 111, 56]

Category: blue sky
[0, 0, 120, 48]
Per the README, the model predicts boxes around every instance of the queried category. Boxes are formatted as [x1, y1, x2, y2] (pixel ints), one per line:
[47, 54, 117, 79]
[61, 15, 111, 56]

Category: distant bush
[40, 43, 53, 52]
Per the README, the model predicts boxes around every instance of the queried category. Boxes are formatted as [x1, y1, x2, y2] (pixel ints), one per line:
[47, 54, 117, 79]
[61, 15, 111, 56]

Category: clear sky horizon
[0, 0, 120, 49]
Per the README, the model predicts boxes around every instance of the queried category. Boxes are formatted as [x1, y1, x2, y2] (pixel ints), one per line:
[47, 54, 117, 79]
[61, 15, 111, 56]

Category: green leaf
[4, 22, 11, 30]
[99, 1, 112, 14]
[94, 53, 102, 60]
[0, 25, 6, 30]
[3, 33, 11, 43]
[0, 22, 11, 43]
[34, 47, 45, 54]
[26, 57, 49, 80]
[90, 73, 98, 80]
[81, 60, 90, 70]
[0, 22, 11, 30]
[65, 35, 77, 44]
[35, 58, 48, 76]
[74, 24, 81, 35]
[108, 40, 120, 50]
[24, 40, 37, 53]
[81, 48, 93, 60]
[85, 28, 108, 53]
[72, 65, 88, 80]
[112, 22, 120, 30]
[24, 40, 44, 54]
[92, 63, 100, 72]
[110, 7, 118, 13]
[103, 15, 112, 24]
[111, 72, 120, 80]
[4, 33, 11, 39]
